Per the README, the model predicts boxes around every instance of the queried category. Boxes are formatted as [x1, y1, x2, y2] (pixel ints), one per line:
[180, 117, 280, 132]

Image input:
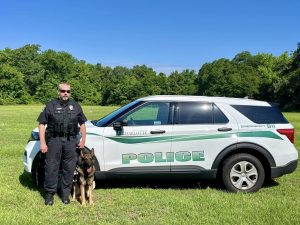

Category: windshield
[95, 100, 141, 127]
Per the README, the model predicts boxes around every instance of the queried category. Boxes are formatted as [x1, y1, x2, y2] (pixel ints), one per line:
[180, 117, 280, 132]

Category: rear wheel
[222, 153, 265, 192]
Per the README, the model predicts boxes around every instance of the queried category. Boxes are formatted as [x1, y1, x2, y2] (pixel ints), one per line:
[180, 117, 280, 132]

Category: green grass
[0, 106, 299, 225]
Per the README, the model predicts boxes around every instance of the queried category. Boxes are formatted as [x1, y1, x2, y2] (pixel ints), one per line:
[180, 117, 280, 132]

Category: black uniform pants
[44, 136, 78, 198]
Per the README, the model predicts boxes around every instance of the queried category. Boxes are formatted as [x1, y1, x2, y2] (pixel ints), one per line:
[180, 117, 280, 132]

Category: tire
[32, 153, 64, 190]
[222, 153, 265, 193]
[31, 152, 46, 188]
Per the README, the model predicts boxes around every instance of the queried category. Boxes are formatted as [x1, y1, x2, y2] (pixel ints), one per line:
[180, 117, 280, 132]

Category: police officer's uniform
[37, 98, 87, 200]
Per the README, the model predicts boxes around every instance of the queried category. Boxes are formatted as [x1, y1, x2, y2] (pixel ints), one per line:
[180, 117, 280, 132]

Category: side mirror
[113, 120, 127, 131]
[113, 122, 122, 131]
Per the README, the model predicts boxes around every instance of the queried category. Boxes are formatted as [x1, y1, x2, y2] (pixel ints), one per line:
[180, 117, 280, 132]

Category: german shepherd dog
[72, 148, 95, 207]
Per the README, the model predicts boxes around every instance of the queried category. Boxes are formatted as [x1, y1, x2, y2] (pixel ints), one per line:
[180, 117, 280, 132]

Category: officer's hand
[78, 141, 85, 149]
[40, 143, 48, 153]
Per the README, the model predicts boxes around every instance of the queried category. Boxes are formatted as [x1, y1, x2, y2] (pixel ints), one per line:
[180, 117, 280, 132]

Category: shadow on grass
[263, 179, 279, 188]
[19, 171, 45, 198]
[95, 177, 222, 191]
[19, 171, 279, 195]
[95, 177, 279, 192]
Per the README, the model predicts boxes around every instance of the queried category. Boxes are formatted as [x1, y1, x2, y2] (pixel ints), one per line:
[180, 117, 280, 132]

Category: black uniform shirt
[37, 99, 87, 125]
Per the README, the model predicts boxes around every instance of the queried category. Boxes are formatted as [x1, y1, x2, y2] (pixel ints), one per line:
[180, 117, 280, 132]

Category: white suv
[23, 95, 298, 192]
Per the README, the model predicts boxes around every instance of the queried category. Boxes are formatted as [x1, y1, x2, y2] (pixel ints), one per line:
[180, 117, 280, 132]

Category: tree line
[0, 44, 299, 109]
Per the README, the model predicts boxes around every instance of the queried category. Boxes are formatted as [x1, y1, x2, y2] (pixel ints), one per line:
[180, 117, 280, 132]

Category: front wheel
[31, 152, 45, 188]
[222, 153, 265, 193]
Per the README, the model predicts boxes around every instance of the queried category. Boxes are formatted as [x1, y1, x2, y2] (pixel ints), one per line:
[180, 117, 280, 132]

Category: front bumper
[23, 150, 30, 172]
[271, 160, 298, 178]
[23, 140, 40, 173]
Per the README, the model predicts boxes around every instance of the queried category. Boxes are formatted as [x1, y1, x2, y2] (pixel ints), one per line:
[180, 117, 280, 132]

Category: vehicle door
[102, 101, 173, 173]
[171, 102, 238, 172]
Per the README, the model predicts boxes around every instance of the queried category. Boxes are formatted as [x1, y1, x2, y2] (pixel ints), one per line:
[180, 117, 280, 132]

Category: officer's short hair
[58, 82, 71, 91]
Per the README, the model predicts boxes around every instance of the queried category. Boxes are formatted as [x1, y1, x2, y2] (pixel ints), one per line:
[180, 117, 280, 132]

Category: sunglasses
[59, 89, 71, 93]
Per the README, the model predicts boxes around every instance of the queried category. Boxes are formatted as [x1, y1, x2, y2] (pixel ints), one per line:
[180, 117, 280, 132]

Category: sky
[0, 0, 299, 75]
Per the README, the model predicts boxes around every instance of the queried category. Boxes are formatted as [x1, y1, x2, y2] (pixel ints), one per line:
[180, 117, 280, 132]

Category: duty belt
[48, 132, 76, 138]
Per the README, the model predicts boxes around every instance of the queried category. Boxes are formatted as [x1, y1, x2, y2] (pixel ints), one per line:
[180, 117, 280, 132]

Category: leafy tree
[198, 59, 243, 97]
[101, 66, 128, 105]
[33, 49, 79, 103]
[0, 45, 44, 96]
[131, 65, 161, 96]
[34, 81, 59, 104]
[276, 43, 300, 109]
[69, 61, 101, 104]
[0, 43, 299, 109]
[0, 64, 30, 104]
[168, 70, 197, 95]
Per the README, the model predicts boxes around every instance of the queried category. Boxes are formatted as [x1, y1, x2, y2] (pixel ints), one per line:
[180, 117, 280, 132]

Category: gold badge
[69, 105, 74, 110]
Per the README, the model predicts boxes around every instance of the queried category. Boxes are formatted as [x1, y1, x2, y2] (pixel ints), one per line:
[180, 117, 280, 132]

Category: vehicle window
[177, 102, 213, 124]
[231, 105, 288, 124]
[95, 100, 141, 127]
[213, 104, 229, 123]
[118, 102, 170, 126]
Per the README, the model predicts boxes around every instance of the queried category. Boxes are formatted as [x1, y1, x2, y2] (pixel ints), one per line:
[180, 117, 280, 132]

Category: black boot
[45, 193, 54, 206]
[62, 197, 70, 204]
[61, 196, 70, 205]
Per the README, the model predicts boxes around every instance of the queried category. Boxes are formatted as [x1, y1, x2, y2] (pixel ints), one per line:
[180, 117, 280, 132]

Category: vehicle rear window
[176, 102, 228, 124]
[231, 105, 288, 124]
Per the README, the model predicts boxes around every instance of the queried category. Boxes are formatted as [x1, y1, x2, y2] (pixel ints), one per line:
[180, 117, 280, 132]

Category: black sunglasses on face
[60, 90, 71, 93]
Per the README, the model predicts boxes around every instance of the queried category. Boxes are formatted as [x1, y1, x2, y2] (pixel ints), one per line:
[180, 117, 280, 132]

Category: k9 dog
[72, 148, 95, 207]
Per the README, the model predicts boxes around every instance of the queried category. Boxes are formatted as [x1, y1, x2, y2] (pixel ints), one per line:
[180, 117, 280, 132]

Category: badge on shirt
[69, 105, 74, 110]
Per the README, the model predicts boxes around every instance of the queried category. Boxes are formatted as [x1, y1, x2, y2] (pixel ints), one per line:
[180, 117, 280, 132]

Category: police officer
[37, 82, 87, 205]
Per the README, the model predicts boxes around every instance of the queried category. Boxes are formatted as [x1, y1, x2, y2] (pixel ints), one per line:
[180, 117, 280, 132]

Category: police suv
[23, 96, 298, 192]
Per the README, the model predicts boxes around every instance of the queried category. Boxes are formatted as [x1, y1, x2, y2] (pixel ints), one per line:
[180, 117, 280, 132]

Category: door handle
[150, 130, 166, 134]
[217, 127, 232, 132]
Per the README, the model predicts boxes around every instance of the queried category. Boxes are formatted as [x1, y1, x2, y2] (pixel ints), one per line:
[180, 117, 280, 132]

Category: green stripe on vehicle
[107, 135, 172, 144]
[168, 133, 233, 143]
[106, 131, 282, 144]
[238, 131, 283, 140]
[107, 133, 232, 144]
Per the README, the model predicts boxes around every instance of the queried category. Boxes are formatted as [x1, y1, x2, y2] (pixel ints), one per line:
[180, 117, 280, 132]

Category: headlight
[28, 131, 40, 142]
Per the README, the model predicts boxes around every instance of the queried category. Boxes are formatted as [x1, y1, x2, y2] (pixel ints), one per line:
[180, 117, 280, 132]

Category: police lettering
[122, 151, 204, 164]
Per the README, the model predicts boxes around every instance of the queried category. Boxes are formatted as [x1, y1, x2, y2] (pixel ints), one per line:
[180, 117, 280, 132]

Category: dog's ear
[91, 148, 94, 157]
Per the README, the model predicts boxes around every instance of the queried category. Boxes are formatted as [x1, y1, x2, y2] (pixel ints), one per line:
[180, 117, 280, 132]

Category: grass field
[0, 105, 299, 225]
